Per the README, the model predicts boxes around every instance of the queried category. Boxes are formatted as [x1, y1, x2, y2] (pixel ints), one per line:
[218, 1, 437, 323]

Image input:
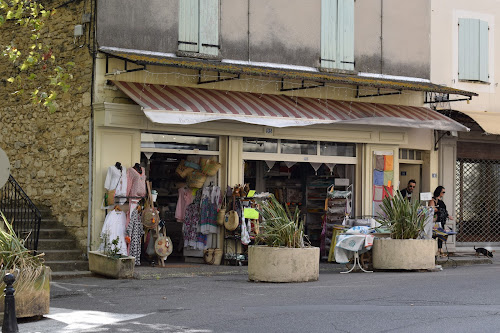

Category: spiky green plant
[376, 190, 426, 239]
[255, 195, 308, 248]
[0, 211, 47, 294]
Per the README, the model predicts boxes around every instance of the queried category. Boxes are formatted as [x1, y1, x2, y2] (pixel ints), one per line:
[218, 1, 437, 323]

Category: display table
[335, 234, 374, 273]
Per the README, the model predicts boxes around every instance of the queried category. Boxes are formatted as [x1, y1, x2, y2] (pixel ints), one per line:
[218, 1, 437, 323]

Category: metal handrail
[0, 175, 42, 252]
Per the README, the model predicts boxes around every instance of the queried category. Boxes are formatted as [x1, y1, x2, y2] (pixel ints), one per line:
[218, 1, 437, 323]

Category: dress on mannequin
[126, 166, 147, 228]
[99, 210, 127, 255]
[103, 164, 128, 208]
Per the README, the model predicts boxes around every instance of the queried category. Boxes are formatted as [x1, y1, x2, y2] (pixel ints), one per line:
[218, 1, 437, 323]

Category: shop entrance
[399, 164, 421, 200]
[243, 160, 355, 249]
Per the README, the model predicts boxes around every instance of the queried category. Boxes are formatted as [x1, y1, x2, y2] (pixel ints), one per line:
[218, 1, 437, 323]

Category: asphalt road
[20, 262, 500, 333]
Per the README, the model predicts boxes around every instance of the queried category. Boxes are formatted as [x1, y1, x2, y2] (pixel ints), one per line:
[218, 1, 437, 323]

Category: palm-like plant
[376, 190, 426, 239]
[255, 195, 308, 248]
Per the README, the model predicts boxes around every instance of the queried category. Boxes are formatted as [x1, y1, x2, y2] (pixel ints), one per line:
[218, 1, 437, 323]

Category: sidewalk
[132, 252, 493, 280]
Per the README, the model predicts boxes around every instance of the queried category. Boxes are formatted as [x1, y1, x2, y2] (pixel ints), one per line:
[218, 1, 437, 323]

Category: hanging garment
[126, 166, 147, 227]
[183, 191, 206, 249]
[126, 208, 144, 266]
[200, 186, 220, 235]
[175, 187, 194, 222]
[102, 166, 128, 208]
[99, 210, 128, 256]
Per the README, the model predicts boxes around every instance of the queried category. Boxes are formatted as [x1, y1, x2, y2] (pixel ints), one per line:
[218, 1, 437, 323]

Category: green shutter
[479, 20, 489, 82]
[337, 0, 354, 71]
[321, 0, 338, 69]
[458, 18, 480, 81]
[199, 0, 219, 56]
[178, 0, 199, 52]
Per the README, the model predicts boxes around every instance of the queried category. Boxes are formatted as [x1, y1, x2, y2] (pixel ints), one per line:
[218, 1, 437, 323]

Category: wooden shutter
[479, 20, 489, 82]
[321, 0, 338, 69]
[458, 18, 480, 81]
[199, 0, 219, 56]
[178, 0, 199, 52]
[337, 0, 354, 71]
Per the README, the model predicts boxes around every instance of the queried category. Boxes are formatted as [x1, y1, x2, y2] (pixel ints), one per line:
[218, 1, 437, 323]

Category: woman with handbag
[430, 186, 453, 257]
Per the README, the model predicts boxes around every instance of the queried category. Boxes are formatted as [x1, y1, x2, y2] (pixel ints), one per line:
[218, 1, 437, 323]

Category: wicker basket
[203, 248, 223, 265]
[187, 171, 207, 188]
[176, 160, 194, 179]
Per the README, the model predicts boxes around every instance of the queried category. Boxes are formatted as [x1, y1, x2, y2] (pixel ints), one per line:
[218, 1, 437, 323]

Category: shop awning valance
[113, 81, 469, 131]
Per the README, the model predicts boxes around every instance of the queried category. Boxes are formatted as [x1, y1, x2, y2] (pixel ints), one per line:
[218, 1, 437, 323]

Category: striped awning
[113, 81, 469, 131]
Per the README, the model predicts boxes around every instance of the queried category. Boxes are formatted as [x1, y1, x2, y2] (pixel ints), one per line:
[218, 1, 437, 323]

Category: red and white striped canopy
[113, 81, 468, 131]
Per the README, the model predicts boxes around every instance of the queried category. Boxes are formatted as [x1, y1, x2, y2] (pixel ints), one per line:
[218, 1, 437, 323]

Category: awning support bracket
[104, 53, 146, 76]
[434, 130, 452, 151]
[424, 92, 473, 105]
[197, 70, 240, 84]
[280, 79, 325, 92]
[355, 86, 402, 98]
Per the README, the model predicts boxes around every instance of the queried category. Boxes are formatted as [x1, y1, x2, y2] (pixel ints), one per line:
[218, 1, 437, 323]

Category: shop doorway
[399, 164, 421, 200]
[243, 160, 355, 249]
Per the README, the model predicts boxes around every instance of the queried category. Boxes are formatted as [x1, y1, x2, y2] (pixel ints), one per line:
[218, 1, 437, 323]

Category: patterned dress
[183, 191, 207, 250]
[126, 208, 144, 266]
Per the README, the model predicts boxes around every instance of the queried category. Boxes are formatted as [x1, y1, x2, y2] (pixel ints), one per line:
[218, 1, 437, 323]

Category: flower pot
[0, 266, 51, 319]
[248, 245, 320, 282]
[372, 238, 437, 270]
[88, 251, 135, 279]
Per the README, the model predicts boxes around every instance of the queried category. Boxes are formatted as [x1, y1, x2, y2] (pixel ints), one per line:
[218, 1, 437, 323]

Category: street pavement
[19, 257, 500, 333]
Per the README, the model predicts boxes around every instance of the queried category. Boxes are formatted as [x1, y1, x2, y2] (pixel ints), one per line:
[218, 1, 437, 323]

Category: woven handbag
[142, 182, 160, 229]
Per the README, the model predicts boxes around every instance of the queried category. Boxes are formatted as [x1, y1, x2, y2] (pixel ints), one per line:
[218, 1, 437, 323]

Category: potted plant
[372, 191, 436, 270]
[0, 212, 50, 320]
[88, 233, 135, 279]
[248, 195, 320, 282]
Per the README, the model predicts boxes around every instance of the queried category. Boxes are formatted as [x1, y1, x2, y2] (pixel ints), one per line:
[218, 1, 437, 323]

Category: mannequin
[115, 162, 122, 171]
[133, 163, 142, 174]
[103, 162, 127, 208]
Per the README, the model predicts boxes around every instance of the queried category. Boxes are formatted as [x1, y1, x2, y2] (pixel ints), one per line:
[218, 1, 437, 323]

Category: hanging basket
[202, 158, 222, 176]
[187, 171, 207, 188]
[176, 160, 194, 179]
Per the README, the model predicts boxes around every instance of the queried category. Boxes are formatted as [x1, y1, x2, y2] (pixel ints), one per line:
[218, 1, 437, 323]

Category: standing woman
[430, 186, 453, 256]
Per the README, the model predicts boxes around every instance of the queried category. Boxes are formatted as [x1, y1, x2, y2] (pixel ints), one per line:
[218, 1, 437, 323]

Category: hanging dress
[175, 187, 194, 223]
[183, 190, 207, 249]
[99, 210, 128, 255]
[126, 166, 147, 227]
[102, 165, 128, 209]
[126, 208, 144, 266]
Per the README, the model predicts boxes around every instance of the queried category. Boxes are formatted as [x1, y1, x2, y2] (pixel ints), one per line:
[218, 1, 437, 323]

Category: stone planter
[372, 238, 437, 270]
[248, 246, 320, 283]
[88, 251, 135, 279]
[0, 266, 51, 319]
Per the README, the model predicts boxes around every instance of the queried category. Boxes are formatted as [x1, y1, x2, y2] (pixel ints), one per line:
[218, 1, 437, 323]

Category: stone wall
[0, 0, 93, 250]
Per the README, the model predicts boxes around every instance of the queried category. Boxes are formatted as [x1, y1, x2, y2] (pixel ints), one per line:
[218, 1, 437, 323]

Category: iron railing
[455, 158, 500, 244]
[0, 175, 42, 252]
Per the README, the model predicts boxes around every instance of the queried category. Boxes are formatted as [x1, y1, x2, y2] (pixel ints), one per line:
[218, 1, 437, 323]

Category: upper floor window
[178, 0, 219, 56]
[320, 0, 354, 71]
[458, 18, 489, 82]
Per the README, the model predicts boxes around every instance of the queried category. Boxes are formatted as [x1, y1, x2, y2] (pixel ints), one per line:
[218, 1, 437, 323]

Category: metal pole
[2, 274, 18, 333]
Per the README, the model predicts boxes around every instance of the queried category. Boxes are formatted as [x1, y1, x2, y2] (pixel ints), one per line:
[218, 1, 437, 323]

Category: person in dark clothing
[430, 186, 453, 256]
[399, 179, 416, 201]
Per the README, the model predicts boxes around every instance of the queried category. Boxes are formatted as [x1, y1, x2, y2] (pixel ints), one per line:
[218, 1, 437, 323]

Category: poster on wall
[373, 151, 394, 217]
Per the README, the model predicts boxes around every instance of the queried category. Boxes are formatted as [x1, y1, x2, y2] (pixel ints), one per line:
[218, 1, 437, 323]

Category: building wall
[431, 0, 500, 113]
[97, 0, 431, 77]
[0, 0, 93, 250]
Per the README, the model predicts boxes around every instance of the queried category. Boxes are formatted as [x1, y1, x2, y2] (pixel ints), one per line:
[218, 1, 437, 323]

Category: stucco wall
[356, 0, 431, 78]
[0, 0, 93, 250]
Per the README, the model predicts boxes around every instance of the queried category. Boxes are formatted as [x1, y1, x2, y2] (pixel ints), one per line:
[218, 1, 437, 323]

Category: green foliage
[1, 0, 74, 112]
[0, 211, 46, 293]
[376, 190, 426, 239]
[255, 195, 308, 248]
[100, 232, 124, 259]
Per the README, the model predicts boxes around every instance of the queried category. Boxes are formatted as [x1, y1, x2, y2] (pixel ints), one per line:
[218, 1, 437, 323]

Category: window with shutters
[458, 18, 489, 82]
[320, 0, 354, 71]
[178, 0, 219, 56]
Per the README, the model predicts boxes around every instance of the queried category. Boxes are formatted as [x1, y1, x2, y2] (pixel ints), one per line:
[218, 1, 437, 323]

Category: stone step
[51, 271, 93, 280]
[38, 228, 67, 239]
[37, 239, 76, 250]
[46, 260, 89, 272]
[42, 249, 84, 261]
[40, 219, 62, 229]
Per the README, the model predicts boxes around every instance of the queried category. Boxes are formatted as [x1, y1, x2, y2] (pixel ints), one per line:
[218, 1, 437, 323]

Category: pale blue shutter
[178, 0, 199, 52]
[337, 0, 354, 70]
[199, 0, 219, 56]
[479, 20, 489, 82]
[321, 0, 338, 69]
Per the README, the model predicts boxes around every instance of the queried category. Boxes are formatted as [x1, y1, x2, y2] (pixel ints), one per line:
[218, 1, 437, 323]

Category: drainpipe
[247, 0, 250, 62]
[87, 0, 97, 255]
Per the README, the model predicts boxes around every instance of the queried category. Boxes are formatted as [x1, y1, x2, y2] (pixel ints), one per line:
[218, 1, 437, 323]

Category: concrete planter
[248, 246, 320, 283]
[88, 251, 135, 279]
[372, 238, 437, 270]
[0, 266, 51, 319]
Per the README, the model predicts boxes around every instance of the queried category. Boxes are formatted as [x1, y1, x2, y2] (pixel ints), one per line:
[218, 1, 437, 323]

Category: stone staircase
[37, 215, 92, 280]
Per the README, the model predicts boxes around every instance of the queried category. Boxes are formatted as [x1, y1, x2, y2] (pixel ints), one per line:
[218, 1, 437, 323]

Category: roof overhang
[100, 47, 478, 98]
[448, 110, 500, 135]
